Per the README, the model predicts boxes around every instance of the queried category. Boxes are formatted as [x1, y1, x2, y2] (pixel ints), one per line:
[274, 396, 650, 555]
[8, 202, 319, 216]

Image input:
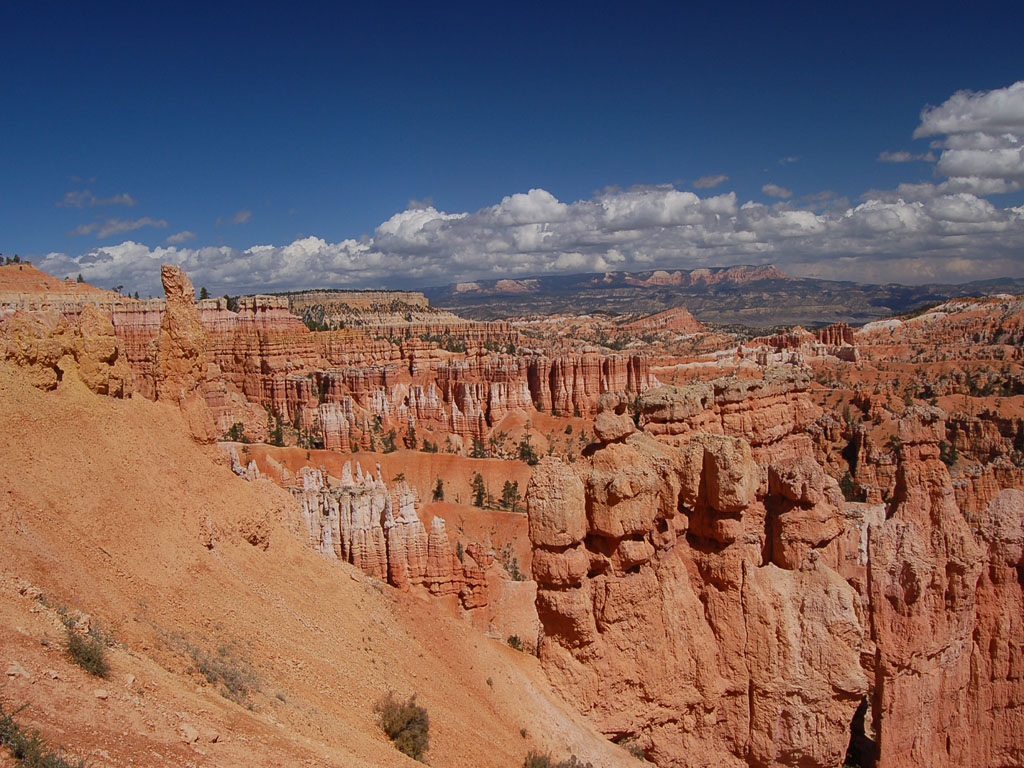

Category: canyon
[2, 259, 1024, 768]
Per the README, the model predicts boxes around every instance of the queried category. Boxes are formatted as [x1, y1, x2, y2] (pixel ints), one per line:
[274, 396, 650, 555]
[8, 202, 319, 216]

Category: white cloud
[878, 150, 936, 163]
[762, 183, 793, 199]
[904, 81, 1024, 193]
[231, 209, 252, 224]
[37, 82, 1024, 295]
[692, 174, 729, 188]
[916, 81, 1024, 137]
[43, 181, 1024, 296]
[68, 217, 168, 239]
[57, 190, 136, 208]
[166, 230, 197, 244]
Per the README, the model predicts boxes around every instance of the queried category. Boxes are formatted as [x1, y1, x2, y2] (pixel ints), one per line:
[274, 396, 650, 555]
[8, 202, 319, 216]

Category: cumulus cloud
[907, 80, 1024, 194]
[166, 230, 197, 244]
[878, 150, 936, 163]
[43, 182, 1024, 296]
[916, 81, 1024, 137]
[57, 190, 136, 208]
[69, 217, 168, 239]
[37, 82, 1024, 296]
[692, 174, 729, 188]
[762, 183, 793, 199]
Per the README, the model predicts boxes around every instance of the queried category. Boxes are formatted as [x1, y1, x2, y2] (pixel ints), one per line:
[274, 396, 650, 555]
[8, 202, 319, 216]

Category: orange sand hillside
[0, 262, 116, 298]
[0, 360, 634, 768]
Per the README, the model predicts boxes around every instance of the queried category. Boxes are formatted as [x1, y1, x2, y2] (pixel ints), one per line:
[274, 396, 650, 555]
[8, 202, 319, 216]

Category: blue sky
[2, 1, 1023, 296]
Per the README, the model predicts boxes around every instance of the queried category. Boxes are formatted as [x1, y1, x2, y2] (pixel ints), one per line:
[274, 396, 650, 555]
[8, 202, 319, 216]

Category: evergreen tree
[470, 472, 486, 507]
[501, 480, 521, 513]
[517, 436, 539, 466]
[432, 477, 444, 502]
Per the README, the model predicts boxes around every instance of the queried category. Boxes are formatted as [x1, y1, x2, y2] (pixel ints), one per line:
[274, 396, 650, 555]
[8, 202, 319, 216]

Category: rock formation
[0, 304, 132, 395]
[528, 382, 1024, 768]
[296, 462, 489, 609]
[154, 265, 216, 442]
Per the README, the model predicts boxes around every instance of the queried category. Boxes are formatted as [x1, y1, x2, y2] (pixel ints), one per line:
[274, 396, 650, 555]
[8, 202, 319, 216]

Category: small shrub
[66, 628, 109, 679]
[523, 752, 595, 768]
[627, 743, 646, 760]
[496, 542, 525, 581]
[375, 693, 429, 762]
[191, 646, 257, 705]
[507, 635, 523, 651]
[939, 440, 958, 467]
[0, 701, 88, 767]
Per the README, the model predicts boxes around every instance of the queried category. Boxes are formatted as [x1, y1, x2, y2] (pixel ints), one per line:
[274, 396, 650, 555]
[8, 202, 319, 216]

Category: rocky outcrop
[639, 369, 820, 449]
[867, 407, 983, 766]
[528, 392, 866, 768]
[968, 489, 1024, 767]
[953, 457, 1024, 519]
[154, 266, 216, 442]
[0, 304, 132, 395]
[296, 463, 489, 609]
[816, 322, 854, 346]
[620, 307, 704, 335]
[528, 389, 1024, 768]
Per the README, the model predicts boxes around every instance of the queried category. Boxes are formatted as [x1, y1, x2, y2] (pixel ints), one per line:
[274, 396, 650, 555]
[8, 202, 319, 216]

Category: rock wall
[296, 463, 489, 609]
[527, 384, 1024, 768]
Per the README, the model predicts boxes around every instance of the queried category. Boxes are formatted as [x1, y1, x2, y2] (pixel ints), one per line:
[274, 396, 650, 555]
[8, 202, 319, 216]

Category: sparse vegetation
[43, 598, 112, 679]
[500, 480, 522, 513]
[0, 701, 88, 768]
[626, 742, 646, 761]
[226, 422, 249, 443]
[66, 628, 109, 679]
[496, 541, 525, 581]
[190, 644, 259, 706]
[939, 440, 958, 467]
[374, 693, 429, 762]
[522, 751, 594, 768]
[506, 635, 523, 651]
[161, 633, 259, 707]
[470, 472, 487, 507]
[517, 436, 539, 466]
[432, 477, 445, 502]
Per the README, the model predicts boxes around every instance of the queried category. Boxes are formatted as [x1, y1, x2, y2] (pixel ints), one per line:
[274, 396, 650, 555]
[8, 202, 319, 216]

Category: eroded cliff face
[100, 269, 658, 451]
[527, 380, 1024, 768]
[294, 462, 490, 610]
[0, 303, 132, 395]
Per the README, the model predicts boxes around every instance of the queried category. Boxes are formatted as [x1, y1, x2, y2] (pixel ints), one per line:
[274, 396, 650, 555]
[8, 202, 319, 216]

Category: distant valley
[424, 265, 1024, 327]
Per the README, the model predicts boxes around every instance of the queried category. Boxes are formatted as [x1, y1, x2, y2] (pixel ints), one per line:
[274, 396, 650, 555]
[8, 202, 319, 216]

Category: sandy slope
[0, 360, 632, 768]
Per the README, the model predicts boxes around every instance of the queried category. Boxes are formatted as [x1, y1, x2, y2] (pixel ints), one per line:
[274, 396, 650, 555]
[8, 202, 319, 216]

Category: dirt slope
[0, 360, 633, 768]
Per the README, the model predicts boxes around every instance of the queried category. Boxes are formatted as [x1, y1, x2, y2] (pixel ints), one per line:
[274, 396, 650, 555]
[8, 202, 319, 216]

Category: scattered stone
[94, 689, 109, 699]
[179, 723, 199, 743]
[6, 662, 30, 679]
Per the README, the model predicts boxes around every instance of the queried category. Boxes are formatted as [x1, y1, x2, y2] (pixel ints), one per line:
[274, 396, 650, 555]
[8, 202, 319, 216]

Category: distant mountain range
[424, 265, 1024, 327]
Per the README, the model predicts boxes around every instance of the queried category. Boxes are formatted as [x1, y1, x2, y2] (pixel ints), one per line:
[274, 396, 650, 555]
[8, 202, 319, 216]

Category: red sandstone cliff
[527, 381, 1024, 768]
